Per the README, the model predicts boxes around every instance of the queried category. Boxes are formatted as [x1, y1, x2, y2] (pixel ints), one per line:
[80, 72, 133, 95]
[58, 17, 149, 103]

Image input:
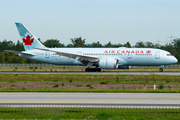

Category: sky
[0, 0, 180, 46]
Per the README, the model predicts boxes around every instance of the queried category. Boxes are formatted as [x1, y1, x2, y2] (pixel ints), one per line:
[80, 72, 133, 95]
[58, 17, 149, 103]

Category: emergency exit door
[45, 51, 50, 58]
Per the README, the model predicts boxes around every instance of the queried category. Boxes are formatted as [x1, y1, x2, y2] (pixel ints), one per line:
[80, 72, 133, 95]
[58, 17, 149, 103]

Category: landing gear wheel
[97, 68, 101, 72]
[85, 68, 101, 72]
[92, 68, 96, 72]
[85, 68, 89, 72]
[159, 68, 163, 72]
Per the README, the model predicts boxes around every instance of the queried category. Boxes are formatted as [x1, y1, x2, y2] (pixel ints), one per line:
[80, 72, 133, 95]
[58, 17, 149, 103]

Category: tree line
[1, 37, 180, 63]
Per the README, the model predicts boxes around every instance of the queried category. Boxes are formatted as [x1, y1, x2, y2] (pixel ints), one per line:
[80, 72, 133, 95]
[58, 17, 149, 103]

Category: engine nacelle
[118, 65, 131, 69]
[98, 58, 118, 69]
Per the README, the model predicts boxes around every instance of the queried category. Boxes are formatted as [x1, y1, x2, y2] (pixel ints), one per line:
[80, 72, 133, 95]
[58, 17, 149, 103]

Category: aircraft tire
[91, 68, 96, 72]
[159, 68, 163, 72]
[85, 68, 101, 72]
[97, 68, 101, 72]
[85, 68, 89, 72]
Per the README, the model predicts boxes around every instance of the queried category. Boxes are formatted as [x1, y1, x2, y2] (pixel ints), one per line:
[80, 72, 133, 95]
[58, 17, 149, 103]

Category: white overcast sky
[0, 0, 180, 46]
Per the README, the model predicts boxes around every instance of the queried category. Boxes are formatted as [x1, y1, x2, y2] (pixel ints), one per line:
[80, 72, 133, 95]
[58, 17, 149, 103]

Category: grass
[86, 84, 91, 87]
[0, 74, 179, 92]
[76, 84, 83, 87]
[53, 84, 59, 88]
[0, 74, 179, 82]
[0, 89, 179, 93]
[0, 107, 179, 119]
[100, 81, 109, 84]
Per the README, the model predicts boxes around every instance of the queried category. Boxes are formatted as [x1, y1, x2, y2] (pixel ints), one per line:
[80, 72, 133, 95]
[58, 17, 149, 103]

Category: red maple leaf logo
[146, 50, 151, 54]
[23, 35, 34, 45]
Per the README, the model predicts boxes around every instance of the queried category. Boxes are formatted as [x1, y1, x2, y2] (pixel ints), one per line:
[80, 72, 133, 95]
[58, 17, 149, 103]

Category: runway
[0, 93, 179, 108]
[0, 71, 180, 75]
[0, 93, 180, 104]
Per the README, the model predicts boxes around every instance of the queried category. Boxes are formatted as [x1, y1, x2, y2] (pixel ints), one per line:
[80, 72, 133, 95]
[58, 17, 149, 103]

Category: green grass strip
[0, 107, 179, 119]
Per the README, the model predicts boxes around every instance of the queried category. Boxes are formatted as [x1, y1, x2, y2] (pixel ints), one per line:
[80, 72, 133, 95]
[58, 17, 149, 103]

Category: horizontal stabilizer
[4, 50, 21, 55]
[20, 52, 37, 56]
[5, 50, 36, 56]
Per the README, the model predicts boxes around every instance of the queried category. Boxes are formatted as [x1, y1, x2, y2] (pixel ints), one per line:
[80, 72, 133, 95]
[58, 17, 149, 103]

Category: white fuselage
[19, 48, 178, 67]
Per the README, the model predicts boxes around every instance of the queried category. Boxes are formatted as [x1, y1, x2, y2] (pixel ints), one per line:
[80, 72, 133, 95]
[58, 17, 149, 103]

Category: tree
[105, 41, 112, 47]
[0, 39, 15, 52]
[15, 40, 24, 51]
[70, 37, 86, 47]
[38, 38, 43, 44]
[154, 43, 161, 48]
[8, 54, 27, 63]
[135, 41, 145, 48]
[123, 42, 131, 48]
[173, 38, 180, 49]
[114, 43, 123, 47]
[144, 42, 154, 48]
[91, 41, 102, 47]
[43, 39, 65, 48]
[67, 44, 74, 47]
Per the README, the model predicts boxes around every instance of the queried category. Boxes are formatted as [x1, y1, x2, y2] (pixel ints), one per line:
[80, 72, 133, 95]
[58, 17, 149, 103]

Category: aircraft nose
[173, 57, 178, 63]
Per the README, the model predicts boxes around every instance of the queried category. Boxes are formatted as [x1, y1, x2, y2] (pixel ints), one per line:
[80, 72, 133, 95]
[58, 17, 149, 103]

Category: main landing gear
[85, 68, 101, 72]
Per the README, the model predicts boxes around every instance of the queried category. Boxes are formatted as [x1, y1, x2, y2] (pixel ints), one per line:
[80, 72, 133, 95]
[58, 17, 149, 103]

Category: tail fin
[15, 22, 45, 51]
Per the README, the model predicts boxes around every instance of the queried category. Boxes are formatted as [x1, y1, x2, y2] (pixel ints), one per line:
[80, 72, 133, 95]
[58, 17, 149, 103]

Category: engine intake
[98, 58, 118, 69]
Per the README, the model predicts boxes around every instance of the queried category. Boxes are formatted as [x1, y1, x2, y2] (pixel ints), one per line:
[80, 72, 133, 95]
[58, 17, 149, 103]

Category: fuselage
[19, 48, 178, 67]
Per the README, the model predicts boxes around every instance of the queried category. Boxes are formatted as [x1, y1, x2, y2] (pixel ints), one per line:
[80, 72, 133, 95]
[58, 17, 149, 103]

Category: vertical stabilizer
[15, 22, 45, 51]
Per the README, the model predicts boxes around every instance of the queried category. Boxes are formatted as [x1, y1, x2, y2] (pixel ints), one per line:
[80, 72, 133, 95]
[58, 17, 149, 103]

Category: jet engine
[98, 58, 118, 69]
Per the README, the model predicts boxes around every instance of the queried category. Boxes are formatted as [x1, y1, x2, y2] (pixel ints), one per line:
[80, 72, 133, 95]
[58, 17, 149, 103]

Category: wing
[34, 48, 99, 63]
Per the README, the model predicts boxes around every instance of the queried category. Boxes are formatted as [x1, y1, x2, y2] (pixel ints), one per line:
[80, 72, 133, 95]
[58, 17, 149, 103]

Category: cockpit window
[167, 54, 173, 56]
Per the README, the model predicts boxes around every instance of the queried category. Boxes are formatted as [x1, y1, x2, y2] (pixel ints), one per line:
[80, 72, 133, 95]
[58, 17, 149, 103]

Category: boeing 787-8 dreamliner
[6, 23, 178, 72]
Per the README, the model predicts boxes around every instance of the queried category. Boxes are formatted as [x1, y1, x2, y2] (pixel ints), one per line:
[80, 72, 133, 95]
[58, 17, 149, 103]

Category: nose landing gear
[159, 65, 164, 72]
[159, 68, 163, 72]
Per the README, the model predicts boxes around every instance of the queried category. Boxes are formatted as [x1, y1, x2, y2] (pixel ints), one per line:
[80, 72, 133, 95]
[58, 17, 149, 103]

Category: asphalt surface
[0, 71, 180, 75]
[0, 93, 179, 104]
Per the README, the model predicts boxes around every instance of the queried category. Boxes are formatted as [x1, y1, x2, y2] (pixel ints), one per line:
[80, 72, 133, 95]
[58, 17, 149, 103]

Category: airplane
[6, 22, 178, 72]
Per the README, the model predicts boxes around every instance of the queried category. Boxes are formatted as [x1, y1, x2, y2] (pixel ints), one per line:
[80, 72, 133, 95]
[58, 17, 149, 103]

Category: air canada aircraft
[6, 23, 178, 72]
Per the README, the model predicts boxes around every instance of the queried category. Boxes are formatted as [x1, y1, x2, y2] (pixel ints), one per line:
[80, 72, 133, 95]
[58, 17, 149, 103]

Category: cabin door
[155, 52, 160, 59]
[128, 53, 132, 59]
